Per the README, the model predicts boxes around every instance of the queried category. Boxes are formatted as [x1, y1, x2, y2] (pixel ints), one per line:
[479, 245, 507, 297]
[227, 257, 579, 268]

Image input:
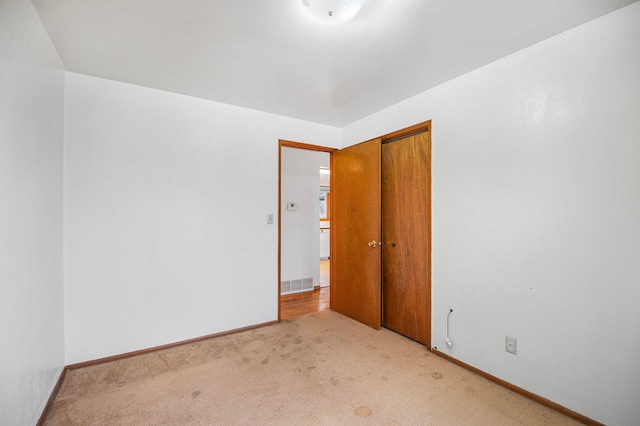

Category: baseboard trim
[39, 320, 278, 423]
[43, 323, 596, 424]
[430, 349, 603, 426]
[36, 367, 67, 426]
[66, 320, 279, 371]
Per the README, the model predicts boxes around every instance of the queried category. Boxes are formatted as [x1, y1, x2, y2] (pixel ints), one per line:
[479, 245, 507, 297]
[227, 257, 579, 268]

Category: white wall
[63, 72, 340, 364]
[342, 4, 640, 425]
[5, 2, 636, 423]
[0, 0, 65, 424]
[281, 148, 329, 290]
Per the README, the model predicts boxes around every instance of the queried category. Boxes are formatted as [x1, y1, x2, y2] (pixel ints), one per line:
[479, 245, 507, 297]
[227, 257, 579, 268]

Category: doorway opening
[278, 140, 336, 321]
[278, 121, 430, 347]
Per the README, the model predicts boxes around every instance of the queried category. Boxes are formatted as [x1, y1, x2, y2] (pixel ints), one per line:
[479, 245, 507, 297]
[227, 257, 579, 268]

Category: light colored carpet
[45, 311, 579, 425]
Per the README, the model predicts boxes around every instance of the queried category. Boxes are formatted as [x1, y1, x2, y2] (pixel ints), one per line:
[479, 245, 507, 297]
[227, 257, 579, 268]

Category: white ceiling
[32, 0, 637, 127]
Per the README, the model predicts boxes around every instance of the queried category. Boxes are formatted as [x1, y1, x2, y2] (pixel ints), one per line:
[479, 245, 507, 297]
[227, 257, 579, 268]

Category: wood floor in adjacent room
[280, 287, 330, 320]
[43, 311, 580, 425]
[280, 259, 330, 321]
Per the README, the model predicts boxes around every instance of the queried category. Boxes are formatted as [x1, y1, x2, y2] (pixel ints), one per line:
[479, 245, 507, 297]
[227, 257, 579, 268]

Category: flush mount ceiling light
[300, 0, 364, 26]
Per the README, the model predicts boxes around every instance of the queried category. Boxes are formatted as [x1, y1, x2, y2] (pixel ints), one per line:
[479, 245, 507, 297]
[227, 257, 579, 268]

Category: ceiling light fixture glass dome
[300, 0, 364, 26]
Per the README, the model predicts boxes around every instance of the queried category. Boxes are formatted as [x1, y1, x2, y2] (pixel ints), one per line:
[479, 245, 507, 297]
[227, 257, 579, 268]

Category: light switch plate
[505, 336, 517, 355]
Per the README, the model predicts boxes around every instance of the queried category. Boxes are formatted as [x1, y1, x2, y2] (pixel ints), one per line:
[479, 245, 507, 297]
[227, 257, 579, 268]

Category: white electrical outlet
[505, 336, 517, 355]
[267, 214, 273, 225]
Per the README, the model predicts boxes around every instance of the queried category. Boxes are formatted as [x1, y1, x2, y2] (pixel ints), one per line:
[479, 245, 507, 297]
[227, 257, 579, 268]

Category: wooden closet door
[381, 131, 431, 344]
[331, 139, 382, 330]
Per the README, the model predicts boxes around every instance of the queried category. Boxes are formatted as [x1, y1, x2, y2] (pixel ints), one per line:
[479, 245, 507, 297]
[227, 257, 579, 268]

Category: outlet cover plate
[505, 336, 517, 355]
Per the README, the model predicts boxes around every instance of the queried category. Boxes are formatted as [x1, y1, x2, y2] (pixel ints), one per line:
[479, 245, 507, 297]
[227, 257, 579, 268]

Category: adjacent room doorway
[278, 140, 336, 321]
[278, 121, 432, 347]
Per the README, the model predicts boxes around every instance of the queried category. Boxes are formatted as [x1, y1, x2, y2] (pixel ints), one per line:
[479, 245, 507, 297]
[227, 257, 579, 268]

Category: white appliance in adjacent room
[320, 228, 330, 260]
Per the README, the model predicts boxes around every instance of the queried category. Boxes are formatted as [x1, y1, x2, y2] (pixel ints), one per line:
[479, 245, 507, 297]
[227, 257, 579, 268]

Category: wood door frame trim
[278, 140, 336, 321]
[280, 140, 337, 152]
[380, 120, 430, 143]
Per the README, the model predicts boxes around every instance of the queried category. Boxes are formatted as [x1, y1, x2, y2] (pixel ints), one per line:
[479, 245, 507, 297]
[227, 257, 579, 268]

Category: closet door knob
[367, 240, 382, 247]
